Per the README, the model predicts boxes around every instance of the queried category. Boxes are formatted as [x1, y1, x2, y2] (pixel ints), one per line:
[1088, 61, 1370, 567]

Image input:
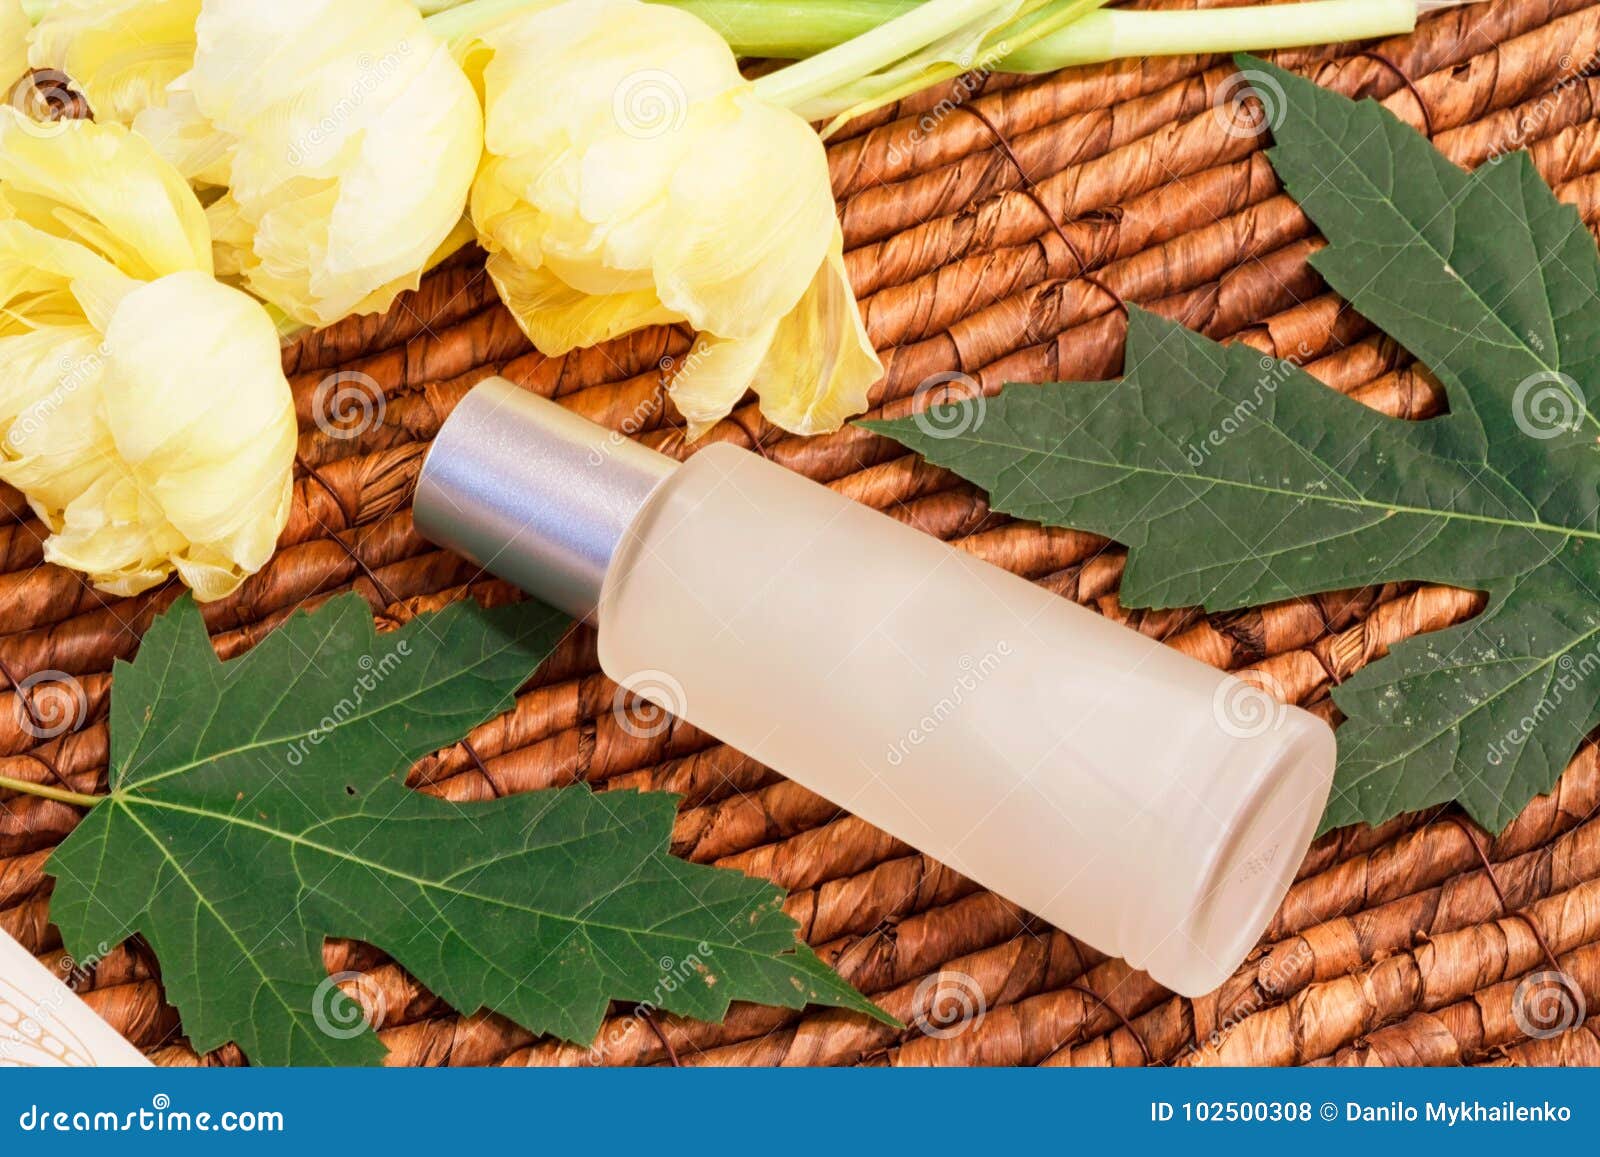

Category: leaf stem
[0, 772, 105, 809]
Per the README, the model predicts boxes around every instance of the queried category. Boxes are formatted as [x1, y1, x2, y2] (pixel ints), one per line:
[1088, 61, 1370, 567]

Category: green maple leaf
[47, 594, 882, 1065]
[866, 58, 1600, 834]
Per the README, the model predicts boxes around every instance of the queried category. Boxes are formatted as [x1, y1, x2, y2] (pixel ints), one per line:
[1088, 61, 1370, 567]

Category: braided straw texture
[6, 0, 1600, 1067]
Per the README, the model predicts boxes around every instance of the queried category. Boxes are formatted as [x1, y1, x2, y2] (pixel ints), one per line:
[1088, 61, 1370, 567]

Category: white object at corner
[0, 929, 149, 1066]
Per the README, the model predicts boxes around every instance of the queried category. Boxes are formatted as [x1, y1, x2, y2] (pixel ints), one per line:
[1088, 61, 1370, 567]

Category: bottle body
[599, 443, 1335, 995]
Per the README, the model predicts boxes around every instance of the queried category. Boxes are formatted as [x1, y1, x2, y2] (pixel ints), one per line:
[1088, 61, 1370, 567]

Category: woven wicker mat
[6, 0, 1600, 1067]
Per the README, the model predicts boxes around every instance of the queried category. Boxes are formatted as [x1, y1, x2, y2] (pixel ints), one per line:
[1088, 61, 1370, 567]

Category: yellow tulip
[0, 109, 296, 600]
[26, 0, 198, 127]
[28, 0, 483, 330]
[465, 0, 881, 438]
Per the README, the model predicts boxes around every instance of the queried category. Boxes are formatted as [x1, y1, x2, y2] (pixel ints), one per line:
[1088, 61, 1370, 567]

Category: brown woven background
[6, 0, 1600, 1066]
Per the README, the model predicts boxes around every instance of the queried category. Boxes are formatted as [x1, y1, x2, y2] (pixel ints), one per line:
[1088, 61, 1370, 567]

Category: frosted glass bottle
[415, 378, 1336, 996]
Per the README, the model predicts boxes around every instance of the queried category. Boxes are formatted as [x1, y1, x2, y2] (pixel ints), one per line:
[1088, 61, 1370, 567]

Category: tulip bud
[0, 109, 296, 600]
[465, 0, 881, 438]
[29, 0, 483, 330]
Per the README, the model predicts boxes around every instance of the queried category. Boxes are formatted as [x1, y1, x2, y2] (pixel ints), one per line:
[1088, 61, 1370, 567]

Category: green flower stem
[669, 0, 1428, 71]
[807, 0, 1105, 129]
[668, 1, 921, 58]
[421, 0, 1444, 93]
[421, 0, 549, 41]
[429, 0, 922, 53]
[29, 0, 1455, 67]
[1003, 0, 1420, 71]
[423, 0, 1044, 113]
[747, 0, 1020, 109]
[420, 0, 955, 60]
[0, 771, 104, 809]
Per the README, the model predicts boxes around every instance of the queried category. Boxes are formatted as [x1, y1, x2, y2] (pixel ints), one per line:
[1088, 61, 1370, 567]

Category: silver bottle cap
[413, 377, 677, 622]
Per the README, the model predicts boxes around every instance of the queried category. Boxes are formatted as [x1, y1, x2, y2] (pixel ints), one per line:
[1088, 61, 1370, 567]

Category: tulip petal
[670, 232, 880, 439]
[0, 327, 117, 516]
[1, 0, 28, 96]
[485, 249, 677, 355]
[45, 470, 185, 597]
[470, 151, 548, 270]
[28, 0, 200, 127]
[0, 108, 211, 280]
[131, 86, 233, 186]
[316, 43, 481, 309]
[0, 217, 141, 331]
[476, 0, 740, 161]
[99, 272, 295, 548]
[750, 235, 881, 435]
[29, 0, 200, 127]
[653, 93, 835, 340]
[667, 323, 778, 441]
[23, 504, 169, 596]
